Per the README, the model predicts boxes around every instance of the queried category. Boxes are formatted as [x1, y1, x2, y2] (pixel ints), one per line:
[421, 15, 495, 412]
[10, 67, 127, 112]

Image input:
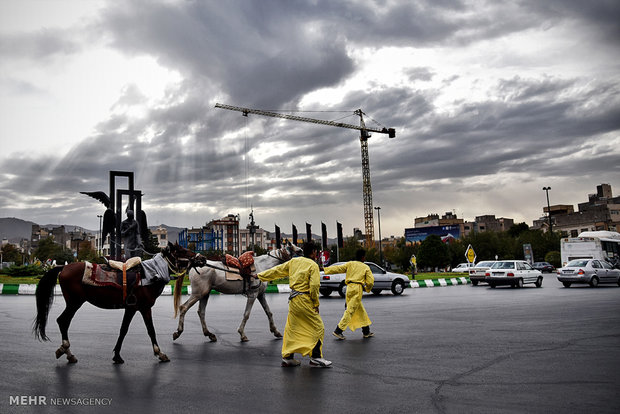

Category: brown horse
[33, 242, 204, 364]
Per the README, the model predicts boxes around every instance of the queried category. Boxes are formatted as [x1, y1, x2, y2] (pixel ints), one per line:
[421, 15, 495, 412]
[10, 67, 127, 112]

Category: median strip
[0, 277, 470, 295]
[410, 277, 470, 288]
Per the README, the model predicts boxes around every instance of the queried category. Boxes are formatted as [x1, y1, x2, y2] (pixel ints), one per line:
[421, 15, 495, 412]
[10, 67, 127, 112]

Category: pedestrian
[257, 241, 332, 368]
[324, 248, 374, 340]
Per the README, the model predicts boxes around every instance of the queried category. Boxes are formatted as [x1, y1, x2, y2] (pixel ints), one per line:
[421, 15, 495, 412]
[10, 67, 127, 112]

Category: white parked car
[452, 263, 473, 273]
[484, 260, 543, 288]
[320, 262, 410, 297]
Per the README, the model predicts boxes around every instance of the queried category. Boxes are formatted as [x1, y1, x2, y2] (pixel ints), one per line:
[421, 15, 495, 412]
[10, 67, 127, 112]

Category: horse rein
[162, 249, 204, 276]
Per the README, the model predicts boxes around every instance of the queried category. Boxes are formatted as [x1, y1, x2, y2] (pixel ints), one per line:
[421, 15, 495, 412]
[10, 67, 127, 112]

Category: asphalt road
[1, 276, 619, 414]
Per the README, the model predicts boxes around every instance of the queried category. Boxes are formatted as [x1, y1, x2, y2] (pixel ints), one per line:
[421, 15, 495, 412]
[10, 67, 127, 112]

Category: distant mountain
[0, 217, 97, 243]
[41, 224, 97, 233]
[0, 217, 36, 242]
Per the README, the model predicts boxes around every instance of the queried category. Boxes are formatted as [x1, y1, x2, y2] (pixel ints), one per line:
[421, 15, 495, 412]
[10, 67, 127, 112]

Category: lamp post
[374, 206, 382, 266]
[97, 214, 103, 256]
[542, 187, 552, 233]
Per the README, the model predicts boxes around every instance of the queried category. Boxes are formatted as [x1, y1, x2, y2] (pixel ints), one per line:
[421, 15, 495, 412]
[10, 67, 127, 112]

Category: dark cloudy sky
[1, 0, 619, 238]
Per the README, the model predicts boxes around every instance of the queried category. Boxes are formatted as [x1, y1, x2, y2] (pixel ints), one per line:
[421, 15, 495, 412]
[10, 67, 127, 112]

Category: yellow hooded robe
[258, 256, 325, 358]
[324, 261, 374, 331]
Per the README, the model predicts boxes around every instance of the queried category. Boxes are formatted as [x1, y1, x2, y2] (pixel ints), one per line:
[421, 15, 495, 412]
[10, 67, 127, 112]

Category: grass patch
[0, 275, 41, 284]
[414, 272, 468, 280]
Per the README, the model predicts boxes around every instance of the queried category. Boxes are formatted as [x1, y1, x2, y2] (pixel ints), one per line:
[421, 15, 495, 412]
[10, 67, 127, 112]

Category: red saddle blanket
[83, 262, 141, 289]
[224, 251, 255, 278]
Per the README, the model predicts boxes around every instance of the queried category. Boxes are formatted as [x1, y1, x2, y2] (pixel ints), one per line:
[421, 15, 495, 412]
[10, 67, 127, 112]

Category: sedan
[533, 262, 555, 273]
[468, 261, 496, 286]
[320, 262, 410, 297]
[557, 259, 620, 288]
[452, 263, 473, 273]
[485, 260, 543, 288]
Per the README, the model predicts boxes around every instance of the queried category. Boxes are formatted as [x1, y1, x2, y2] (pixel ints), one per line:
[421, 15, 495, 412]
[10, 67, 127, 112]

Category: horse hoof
[67, 355, 78, 364]
[208, 335, 217, 342]
[172, 332, 180, 341]
[159, 354, 170, 363]
[274, 332, 283, 338]
[113, 356, 124, 364]
[55, 349, 64, 359]
[240, 336, 249, 342]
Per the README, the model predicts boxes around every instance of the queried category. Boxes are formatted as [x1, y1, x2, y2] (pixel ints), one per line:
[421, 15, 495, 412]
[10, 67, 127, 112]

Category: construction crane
[215, 102, 396, 247]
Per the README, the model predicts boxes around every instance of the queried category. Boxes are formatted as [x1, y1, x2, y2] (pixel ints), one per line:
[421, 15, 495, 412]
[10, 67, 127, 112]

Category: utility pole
[374, 206, 382, 266]
[543, 187, 552, 233]
[97, 214, 103, 256]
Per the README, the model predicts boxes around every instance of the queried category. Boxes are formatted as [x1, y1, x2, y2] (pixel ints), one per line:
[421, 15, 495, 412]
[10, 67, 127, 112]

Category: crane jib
[215, 103, 395, 138]
[214, 101, 395, 249]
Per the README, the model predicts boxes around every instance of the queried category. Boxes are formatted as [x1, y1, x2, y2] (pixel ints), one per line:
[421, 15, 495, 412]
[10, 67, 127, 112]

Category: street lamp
[542, 187, 552, 233]
[374, 206, 382, 266]
[97, 214, 103, 256]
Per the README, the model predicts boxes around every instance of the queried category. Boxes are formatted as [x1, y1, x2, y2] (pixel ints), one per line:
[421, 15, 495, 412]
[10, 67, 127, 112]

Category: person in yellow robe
[258, 242, 332, 367]
[324, 248, 374, 340]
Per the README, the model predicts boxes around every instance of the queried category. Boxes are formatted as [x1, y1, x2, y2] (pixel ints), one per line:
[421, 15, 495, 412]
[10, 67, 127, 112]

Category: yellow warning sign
[465, 245, 476, 263]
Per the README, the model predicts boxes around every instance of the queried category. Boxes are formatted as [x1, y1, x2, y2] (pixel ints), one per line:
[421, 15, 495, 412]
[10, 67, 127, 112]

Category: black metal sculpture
[81, 171, 148, 260]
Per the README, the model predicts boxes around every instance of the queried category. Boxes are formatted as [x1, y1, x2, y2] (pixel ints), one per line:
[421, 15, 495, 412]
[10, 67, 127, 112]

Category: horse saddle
[223, 252, 256, 281]
[83, 262, 141, 301]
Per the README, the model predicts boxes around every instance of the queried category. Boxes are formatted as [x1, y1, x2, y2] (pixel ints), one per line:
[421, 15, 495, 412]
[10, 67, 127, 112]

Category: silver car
[320, 262, 410, 297]
[557, 259, 620, 288]
[468, 260, 496, 286]
[484, 260, 543, 288]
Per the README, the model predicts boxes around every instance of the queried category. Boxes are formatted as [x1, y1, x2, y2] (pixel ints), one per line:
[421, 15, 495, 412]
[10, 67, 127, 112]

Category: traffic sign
[465, 244, 476, 263]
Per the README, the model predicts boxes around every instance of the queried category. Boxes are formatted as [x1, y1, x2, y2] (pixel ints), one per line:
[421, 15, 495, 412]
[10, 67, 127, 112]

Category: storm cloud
[1, 0, 618, 237]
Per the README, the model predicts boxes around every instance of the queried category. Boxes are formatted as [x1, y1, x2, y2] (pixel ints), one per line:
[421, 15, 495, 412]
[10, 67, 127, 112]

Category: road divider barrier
[1, 277, 470, 295]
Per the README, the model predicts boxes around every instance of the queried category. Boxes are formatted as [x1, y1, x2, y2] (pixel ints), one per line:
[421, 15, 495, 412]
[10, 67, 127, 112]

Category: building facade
[533, 184, 620, 236]
[151, 226, 169, 249]
[206, 214, 240, 255]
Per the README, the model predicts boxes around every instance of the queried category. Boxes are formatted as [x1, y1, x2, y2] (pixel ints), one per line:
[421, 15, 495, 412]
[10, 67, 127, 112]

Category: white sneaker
[309, 357, 332, 367]
[281, 358, 301, 367]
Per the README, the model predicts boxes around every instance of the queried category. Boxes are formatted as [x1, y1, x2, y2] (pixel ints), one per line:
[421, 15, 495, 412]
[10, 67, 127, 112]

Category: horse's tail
[173, 272, 185, 319]
[33, 266, 63, 341]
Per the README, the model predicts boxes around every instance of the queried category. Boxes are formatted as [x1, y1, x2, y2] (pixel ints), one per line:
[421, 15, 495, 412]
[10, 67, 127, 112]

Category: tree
[460, 231, 516, 261]
[1, 243, 21, 263]
[34, 237, 74, 264]
[417, 235, 450, 270]
[508, 222, 530, 238]
[250, 244, 267, 255]
[384, 237, 416, 271]
[33, 237, 56, 261]
[338, 237, 364, 262]
[545, 251, 561, 268]
[447, 239, 467, 267]
[77, 240, 97, 262]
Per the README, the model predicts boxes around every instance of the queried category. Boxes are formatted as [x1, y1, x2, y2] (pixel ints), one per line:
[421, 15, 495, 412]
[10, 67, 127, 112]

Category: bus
[560, 231, 620, 266]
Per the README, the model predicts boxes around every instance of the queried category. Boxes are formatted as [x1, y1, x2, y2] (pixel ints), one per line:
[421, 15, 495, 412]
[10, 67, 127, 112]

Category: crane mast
[215, 103, 395, 248]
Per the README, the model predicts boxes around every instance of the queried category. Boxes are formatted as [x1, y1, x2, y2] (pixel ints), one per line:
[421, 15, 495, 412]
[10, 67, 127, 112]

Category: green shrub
[1, 264, 46, 277]
[545, 251, 561, 268]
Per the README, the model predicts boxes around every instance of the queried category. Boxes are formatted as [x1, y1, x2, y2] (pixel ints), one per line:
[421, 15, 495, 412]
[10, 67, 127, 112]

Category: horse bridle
[267, 245, 299, 263]
[163, 247, 205, 275]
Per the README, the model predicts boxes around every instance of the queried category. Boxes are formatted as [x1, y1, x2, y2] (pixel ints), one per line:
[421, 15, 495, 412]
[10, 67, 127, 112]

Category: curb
[1, 278, 470, 295]
[410, 277, 470, 287]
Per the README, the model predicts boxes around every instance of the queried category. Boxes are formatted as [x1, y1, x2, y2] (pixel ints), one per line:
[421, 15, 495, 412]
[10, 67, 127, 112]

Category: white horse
[172, 242, 302, 342]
